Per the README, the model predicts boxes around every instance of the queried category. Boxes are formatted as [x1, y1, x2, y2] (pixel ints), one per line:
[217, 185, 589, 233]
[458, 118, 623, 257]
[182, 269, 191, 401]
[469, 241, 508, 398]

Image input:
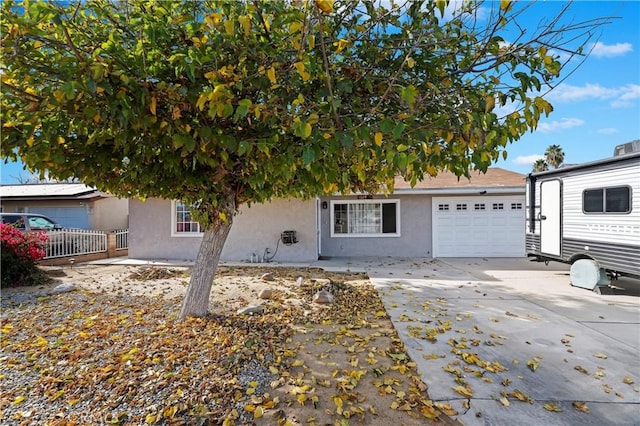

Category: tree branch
[316, 10, 343, 131]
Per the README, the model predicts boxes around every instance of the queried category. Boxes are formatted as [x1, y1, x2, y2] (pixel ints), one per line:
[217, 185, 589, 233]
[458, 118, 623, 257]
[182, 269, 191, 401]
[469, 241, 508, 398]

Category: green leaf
[302, 148, 315, 165]
[237, 140, 250, 156]
[380, 119, 394, 134]
[400, 85, 417, 108]
[392, 123, 405, 140]
[397, 144, 408, 152]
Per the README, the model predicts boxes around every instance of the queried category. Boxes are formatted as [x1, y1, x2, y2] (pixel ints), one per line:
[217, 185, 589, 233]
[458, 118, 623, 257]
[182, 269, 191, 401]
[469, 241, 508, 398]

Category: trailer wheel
[570, 259, 611, 291]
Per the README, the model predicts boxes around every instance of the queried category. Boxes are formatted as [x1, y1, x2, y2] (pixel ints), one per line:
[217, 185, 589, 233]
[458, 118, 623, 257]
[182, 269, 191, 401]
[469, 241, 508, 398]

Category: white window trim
[171, 200, 203, 238]
[329, 199, 401, 238]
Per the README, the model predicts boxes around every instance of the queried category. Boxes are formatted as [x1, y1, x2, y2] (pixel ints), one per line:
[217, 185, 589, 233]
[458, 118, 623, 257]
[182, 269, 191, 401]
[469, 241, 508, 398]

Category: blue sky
[492, 0, 640, 173]
[1, 1, 638, 183]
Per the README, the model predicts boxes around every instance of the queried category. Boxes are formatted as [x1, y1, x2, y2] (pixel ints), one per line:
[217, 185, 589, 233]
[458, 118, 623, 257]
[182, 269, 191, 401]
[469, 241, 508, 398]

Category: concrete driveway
[358, 257, 640, 425]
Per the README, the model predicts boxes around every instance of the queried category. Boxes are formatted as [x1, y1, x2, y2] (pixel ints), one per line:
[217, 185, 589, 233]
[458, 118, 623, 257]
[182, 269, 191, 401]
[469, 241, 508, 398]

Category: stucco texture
[318, 195, 432, 258]
[128, 198, 318, 262]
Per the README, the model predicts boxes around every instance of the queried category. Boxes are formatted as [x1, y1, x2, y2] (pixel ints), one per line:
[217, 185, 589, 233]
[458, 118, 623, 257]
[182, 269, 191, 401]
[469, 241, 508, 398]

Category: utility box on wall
[281, 230, 298, 245]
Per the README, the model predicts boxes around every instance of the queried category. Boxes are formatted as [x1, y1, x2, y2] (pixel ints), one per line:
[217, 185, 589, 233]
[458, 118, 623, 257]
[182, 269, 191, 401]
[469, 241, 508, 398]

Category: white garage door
[432, 196, 525, 257]
[30, 207, 89, 229]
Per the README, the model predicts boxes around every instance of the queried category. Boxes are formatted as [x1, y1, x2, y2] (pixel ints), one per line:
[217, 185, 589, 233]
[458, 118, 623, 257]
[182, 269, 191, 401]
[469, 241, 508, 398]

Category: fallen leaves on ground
[0, 266, 450, 426]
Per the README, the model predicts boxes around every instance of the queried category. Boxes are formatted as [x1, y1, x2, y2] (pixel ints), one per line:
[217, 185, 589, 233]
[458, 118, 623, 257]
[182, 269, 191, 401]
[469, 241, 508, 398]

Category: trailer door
[540, 179, 561, 256]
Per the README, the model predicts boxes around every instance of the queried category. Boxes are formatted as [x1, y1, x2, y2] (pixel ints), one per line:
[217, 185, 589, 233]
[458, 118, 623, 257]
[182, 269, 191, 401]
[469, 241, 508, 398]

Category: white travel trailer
[525, 148, 640, 291]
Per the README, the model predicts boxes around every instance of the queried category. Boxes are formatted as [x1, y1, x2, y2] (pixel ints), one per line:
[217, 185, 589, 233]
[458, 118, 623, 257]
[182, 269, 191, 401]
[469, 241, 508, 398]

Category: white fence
[114, 229, 128, 250]
[45, 229, 108, 259]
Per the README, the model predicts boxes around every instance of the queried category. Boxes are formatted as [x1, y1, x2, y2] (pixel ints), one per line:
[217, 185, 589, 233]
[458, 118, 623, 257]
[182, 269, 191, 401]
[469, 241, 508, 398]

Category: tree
[532, 158, 549, 172]
[544, 144, 565, 169]
[1, 0, 610, 319]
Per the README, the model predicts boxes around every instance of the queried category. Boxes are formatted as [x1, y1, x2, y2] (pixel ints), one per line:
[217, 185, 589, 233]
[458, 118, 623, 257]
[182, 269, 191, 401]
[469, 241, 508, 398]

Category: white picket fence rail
[44, 229, 108, 259]
[114, 229, 128, 250]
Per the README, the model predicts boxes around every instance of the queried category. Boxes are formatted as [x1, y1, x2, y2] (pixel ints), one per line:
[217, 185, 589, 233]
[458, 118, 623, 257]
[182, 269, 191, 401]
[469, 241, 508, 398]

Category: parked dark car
[0, 213, 63, 231]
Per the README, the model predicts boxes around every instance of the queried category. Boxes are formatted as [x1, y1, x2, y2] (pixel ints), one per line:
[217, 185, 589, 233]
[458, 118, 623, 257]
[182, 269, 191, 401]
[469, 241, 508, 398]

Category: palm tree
[532, 159, 549, 172]
[544, 144, 565, 169]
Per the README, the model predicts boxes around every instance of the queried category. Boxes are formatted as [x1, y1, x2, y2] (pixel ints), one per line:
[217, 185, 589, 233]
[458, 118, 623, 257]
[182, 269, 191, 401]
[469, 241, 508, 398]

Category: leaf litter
[0, 265, 455, 425]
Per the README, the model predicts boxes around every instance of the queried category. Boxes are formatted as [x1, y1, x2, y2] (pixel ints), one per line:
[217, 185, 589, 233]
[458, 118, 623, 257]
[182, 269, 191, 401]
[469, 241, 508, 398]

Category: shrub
[1, 223, 50, 288]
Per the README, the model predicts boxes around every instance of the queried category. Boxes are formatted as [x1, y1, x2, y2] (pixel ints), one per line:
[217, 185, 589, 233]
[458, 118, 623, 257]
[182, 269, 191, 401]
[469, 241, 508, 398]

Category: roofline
[0, 192, 106, 201]
[325, 186, 525, 197]
[392, 186, 524, 195]
[527, 152, 640, 178]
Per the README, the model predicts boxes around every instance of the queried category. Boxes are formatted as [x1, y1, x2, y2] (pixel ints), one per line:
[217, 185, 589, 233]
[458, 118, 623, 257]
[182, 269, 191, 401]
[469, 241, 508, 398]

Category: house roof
[393, 167, 525, 194]
[0, 183, 110, 201]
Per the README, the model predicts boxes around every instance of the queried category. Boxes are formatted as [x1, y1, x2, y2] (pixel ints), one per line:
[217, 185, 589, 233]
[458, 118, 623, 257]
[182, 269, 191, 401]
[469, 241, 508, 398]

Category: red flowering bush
[1, 223, 49, 288]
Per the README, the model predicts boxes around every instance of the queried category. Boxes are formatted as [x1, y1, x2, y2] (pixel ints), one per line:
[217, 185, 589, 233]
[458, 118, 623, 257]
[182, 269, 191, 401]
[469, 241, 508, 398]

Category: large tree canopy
[1, 0, 609, 318]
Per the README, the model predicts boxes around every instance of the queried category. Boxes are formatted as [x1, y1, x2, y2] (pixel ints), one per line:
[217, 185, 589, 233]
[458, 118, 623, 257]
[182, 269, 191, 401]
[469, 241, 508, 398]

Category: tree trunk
[179, 214, 233, 320]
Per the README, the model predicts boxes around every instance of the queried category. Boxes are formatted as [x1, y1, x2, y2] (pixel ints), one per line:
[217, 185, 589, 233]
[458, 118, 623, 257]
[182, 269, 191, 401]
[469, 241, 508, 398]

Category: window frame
[171, 200, 203, 237]
[330, 199, 401, 238]
[582, 185, 632, 215]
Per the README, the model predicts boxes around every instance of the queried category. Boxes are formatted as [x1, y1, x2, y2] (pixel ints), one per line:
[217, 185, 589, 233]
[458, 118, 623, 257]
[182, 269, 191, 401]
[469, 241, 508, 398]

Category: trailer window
[583, 186, 631, 214]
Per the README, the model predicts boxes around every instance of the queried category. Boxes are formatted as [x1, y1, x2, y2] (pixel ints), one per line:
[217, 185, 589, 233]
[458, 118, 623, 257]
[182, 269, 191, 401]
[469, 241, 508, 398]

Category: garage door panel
[433, 196, 525, 258]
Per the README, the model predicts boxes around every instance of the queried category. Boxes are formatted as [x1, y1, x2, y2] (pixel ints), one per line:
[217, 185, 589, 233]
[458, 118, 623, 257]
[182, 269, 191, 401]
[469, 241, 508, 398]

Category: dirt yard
[0, 264, 457, 425]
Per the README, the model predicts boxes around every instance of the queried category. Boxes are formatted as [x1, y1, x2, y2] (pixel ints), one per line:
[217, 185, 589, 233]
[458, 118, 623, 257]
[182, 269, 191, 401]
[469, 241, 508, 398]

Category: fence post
[107, 232, 118, 257]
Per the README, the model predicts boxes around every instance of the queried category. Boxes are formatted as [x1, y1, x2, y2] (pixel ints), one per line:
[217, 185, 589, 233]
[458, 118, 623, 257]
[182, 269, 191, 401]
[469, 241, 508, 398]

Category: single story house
[0, 183, 128, 230]
[129, 167, 525, 262]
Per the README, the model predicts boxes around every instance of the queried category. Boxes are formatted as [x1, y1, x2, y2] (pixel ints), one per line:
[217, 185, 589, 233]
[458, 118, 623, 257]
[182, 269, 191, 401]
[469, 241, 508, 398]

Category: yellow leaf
[149, 95, 157, 116]
[543, 403, 562, 412]
[289, 22, 303, 34]
[145, 413, 157, 423]
[572, 401, 589, 413]
[13, 395, 25, 405]
[293, 62, 310, 81]
[267, 66, 277, 85]
[315, 0, 334, 13]
[205, 13, 223, 25]
[224, 20, 234, 35]
[500, 0, 513, 12]
[375, 310, 386, 317]
[334, 39, 349, 53]
[292, 359, 304, 367]
[594, 353, 608, 359]
[484, 96, 495, 113]
[453, 385, 473, 398]
[238, 15, 251, 36]
[254, 406, 264, 419]
[262, 14, 271, 32]
[499, 396, 510, 406]
[269, 366, 279, 374]
[333, 396, 343, 408]
[623, 376, 635, 385]
[406, 57, 416, 68]
[374, 132, 383, 146]
[390, 401, 399, 409]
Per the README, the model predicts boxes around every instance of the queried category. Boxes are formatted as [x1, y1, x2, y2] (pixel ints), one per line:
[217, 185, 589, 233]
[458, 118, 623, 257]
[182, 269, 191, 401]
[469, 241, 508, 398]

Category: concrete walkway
[89, 256, 640, 425]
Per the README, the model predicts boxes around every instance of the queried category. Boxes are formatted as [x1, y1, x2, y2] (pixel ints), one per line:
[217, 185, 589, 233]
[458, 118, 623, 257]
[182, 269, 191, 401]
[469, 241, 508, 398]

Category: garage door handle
[539, 215, 547, 220]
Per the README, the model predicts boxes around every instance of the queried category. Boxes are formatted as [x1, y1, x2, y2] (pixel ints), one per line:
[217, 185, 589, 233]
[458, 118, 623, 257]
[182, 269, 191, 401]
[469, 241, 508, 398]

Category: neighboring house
[0, 183, 128, 230]
[129, 168, 525, 262]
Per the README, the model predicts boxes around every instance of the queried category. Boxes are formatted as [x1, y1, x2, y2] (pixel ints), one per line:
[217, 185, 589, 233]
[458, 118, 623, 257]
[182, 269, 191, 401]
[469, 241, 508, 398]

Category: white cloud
[513, 154, 544, 165]
[536, 117, 584, 134]
[597, 127, 618, 135]
[590, 41, 633, 58]
[547, 83, 640, 108]
[611, 84, 640, 108]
